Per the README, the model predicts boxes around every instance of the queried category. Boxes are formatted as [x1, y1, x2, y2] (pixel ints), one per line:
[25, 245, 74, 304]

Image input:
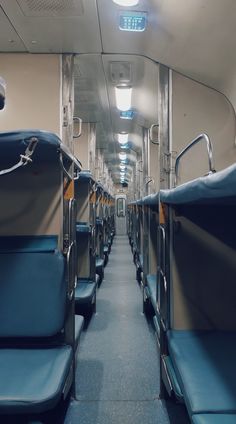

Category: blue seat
[0, 250, 66, 337]
[76, 223, 91, 234]
[96, 257, 104, 271]
[136, 253, 143, 284]
[0, 347, 72, 414]
[75, 280, 96, 305]
[75, 315, 84, 350]
[96, 257, 104, 285]
[146, 274, 157, 310]
[139, 254, 143, 270]
[167, 330, 236, 415]
[103, 245, 109, 266]
[0, 236, 75, 414]
[192, 414, 236, 424]
[104, 245, 109, 254]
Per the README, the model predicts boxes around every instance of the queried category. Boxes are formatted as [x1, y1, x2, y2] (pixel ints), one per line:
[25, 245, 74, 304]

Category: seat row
[128, 135, 236, 423]
[74, 172, 115, 317]
[0, 130, 114, 420]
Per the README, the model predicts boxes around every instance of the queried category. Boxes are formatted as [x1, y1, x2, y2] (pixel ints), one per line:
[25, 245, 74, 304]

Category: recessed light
[113, 0, 139, 6]
[118, 133, 128, 144]
[115, 85, 132, 111]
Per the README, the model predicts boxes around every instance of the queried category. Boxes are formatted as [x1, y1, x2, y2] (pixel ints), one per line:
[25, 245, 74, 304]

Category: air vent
[109, 61, 132, 84]
[16, 0, 84, 17]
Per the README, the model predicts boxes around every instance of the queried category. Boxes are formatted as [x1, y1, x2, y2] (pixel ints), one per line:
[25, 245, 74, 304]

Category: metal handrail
[73, 117, 82, 138]
[174, 133, 216, 187]
[159, 225, 166, 274]
[66, 242, 74, 300]
[149, 124, 159, 145]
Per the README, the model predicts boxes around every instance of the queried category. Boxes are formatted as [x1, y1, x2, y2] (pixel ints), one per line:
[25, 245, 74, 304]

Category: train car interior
[0, 1, 236, 423]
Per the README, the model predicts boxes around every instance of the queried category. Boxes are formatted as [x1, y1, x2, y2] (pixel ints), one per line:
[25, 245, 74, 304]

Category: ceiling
[0, 0, 236, 184]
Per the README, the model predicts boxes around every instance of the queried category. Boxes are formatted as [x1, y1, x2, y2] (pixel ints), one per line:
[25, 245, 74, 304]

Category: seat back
[0, 236, 66, 338]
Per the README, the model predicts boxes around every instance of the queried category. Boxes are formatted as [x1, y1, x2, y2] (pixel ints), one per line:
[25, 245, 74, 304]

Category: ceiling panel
[74, 54, 113, 151]
[97, 0, 236, 94]
[102, 54, 159, 148]
[0, 0, 102, 53]
[16, 0, 84, 17]
[0, 7, 26, 51]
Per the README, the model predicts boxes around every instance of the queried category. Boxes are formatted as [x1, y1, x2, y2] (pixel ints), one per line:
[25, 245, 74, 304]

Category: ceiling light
[113, 0, 139, 5]
[119, 152, 127, 160]
[120, 110, 134, 120]
[115, 86, 132, 111]
[118, 132, 128, 144]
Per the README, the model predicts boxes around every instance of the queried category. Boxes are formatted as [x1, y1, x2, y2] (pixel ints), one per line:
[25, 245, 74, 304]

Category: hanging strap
[0, 136, 38, 176]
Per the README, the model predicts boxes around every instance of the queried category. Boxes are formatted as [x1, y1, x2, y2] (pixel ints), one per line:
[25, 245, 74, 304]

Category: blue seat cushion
[167, 330, 236, 414]
[0, 235, 58, 253]
[96, 258, 104, 271]
[0, 251, 66, 338]
[139, 254, 143, 270]
[76, 223, 90, 234]
[146, 274, 156, 307]
[74, 315, 84, 350]
[75, 280, 96, 304]
[192, 414, 236, 424]
[0, 346, 72, 413]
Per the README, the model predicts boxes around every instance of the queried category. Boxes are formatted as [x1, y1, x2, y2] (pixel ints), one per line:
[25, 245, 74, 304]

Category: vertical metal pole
[158, 64, 171, 398]
[142, 128, 149, 281]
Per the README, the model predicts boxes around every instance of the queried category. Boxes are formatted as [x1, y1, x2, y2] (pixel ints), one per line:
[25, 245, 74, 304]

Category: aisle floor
[65, 236, 189, 424]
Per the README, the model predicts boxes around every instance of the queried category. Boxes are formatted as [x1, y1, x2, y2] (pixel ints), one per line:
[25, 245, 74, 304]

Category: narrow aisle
[65, 236, 189, 424]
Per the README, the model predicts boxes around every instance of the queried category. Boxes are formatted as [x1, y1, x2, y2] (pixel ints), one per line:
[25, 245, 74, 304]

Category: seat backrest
[0, 236, 66, 338]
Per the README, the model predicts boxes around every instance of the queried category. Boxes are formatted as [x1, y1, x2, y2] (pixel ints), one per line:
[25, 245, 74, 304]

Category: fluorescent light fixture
[120, 110, 134, 120]
[119, 152, 127, 160]
[115, 85, 132, 111]
[118, 132, 128, 145]
[113, 0, 139, 6]
[120, 164, 126, 170]
[120, 144, 129, 149]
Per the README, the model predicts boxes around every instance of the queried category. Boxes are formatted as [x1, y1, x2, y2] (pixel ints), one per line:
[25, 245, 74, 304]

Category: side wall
[171, 71, 236, 185]
[170, 72, 236, 330]
[0, 53, 61, 135]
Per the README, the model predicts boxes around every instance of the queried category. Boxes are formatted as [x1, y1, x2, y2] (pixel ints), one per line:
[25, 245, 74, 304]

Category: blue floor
[65, 236, 190, 424]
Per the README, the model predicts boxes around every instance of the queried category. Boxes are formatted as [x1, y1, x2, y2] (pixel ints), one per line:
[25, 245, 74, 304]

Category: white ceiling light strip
[117, 132, 128, 144]
[115, 86, 132, 111]
[112, 0, 139, 6]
